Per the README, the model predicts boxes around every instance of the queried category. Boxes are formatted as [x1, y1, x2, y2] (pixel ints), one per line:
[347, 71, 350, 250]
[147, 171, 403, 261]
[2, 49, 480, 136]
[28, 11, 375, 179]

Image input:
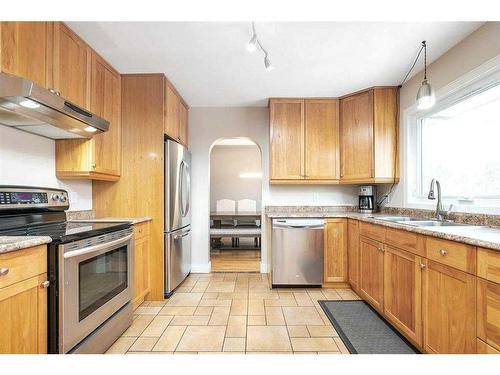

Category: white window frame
[404, 54, 500, 215]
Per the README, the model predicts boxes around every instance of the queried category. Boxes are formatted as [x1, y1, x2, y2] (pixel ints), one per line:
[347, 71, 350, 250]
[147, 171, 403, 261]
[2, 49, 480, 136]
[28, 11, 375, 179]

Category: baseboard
[322, 281, 351, 289]
[260, 262, 268, 273]
[191, 261, 211, 273]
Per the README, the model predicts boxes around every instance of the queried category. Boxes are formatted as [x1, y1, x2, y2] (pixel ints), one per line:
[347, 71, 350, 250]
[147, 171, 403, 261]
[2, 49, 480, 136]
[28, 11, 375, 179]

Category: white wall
[389, 22, 500, 209]
[189, 107, 358, 272]
[0, 126, 92, 211]
[210, 145, 262, 211]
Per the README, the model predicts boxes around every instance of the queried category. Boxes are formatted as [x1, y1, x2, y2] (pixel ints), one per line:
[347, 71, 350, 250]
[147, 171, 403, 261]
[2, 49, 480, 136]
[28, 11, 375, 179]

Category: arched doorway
[208, 137, 262, 272]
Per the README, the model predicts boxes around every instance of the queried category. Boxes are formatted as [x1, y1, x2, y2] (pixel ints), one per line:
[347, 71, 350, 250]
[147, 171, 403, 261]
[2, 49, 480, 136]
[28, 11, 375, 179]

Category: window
[412, 81, 500, 209]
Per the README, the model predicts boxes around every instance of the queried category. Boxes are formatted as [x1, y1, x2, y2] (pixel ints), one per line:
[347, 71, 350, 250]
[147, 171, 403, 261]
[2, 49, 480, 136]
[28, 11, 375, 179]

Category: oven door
[60, 229, 133, 353]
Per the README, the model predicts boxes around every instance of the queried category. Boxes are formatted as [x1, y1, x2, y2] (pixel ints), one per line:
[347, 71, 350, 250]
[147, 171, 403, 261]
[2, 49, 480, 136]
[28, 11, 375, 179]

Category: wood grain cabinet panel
[132, 222, 151, 309]
[347, 219, 360, 291]
[269, 99, 305, 180]
[359, 221, 386, 243]
[56, 51, 121, 181]
[477, 247, 500, 284]
[422, 259, 476, 353]
[0, 246, 48, 354]
[359, 236, 384, 312]
[304, 99, 339, 180]
[425, 237, 476, 274]
[477, 278, 500, 351]
[0, 22, 49, 88]
[165, 84, 180, 141]
[340, 90, 373, 181]
[477, 338, 500, 354]
[179, 102, 188, 147]
[385, 227, 424, 257]
[51, 22, 91, 110]
[383, 245, 423, 346]
[324, 219, 347, 284]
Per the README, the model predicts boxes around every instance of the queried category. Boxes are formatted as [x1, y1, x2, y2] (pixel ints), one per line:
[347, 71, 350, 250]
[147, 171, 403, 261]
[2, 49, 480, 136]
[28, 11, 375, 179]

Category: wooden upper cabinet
[383, 245, 423, 347]
[304, 99, 339, 180]
[422, 259, 476, 353]
[324, 219, 347, 284]
[340, 90, 374, 181]
[51, 22, 91, 110]
[179, 102, 188, 147]
[269, 99, 304, 180]
[359, 235, 384, 313]
[55, 51, 121, 181]
[0, 22, 49, 88]
[165, 84, 180, 141]
[340, 87, 398, 183]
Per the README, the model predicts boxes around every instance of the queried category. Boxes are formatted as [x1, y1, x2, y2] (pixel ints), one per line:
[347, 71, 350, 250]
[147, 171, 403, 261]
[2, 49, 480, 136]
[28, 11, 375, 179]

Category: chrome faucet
[427, 179, 449, 221]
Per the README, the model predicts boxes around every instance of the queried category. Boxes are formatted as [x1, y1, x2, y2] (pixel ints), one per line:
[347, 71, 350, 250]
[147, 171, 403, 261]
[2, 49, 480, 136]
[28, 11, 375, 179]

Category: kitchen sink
[373, 216, 468, 227]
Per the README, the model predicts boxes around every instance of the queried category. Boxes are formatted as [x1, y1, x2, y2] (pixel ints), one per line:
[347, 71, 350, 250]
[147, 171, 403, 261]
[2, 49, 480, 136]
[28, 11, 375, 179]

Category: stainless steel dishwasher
[272, 218, 324, 286]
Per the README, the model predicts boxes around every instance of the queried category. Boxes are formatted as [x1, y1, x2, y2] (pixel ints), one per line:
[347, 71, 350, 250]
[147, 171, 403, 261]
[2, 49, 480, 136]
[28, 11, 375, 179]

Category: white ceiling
[68, 22, 483, 107]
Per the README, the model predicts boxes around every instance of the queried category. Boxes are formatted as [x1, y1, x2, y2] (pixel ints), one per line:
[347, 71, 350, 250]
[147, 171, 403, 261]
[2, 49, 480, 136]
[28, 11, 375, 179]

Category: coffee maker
[359, 186, 376, 213]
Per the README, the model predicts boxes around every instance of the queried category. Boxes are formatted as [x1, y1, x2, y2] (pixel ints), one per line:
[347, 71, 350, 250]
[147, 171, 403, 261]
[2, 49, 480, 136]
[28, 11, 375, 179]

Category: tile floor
[106, 272, 361, 354]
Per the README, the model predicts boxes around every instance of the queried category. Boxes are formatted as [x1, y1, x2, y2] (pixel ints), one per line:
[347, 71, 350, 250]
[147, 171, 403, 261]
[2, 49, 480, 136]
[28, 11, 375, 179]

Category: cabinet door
[165, 84, 180, 141]
[477, 278, 500, 351]
[304, 99, 339, 180]
[383, 245, 423, 346]
[0, 274, 47, 354]
[422, 260, 476, 353]
[179, 102, 188, 147]
[347, 219, 360, 291]
[373, 88, 398, 180]
[270, 99, 304, 180]
[324, 219, 347, 283]
[340, 90, 373, 181]
[132, 233, 150, 309]
[0, 22, 48, 88]
[52, 22, 91, 110]
[359, 235, 384, 312]
[91, 53, 122, 177]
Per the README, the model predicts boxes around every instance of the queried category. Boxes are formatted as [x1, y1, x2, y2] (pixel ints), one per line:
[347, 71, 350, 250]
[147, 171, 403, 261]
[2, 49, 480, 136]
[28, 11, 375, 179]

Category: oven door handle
[63, 234, 133, 259]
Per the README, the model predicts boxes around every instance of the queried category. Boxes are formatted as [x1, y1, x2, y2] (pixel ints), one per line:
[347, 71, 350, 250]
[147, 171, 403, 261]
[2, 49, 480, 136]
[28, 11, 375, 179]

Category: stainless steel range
[0, 186, 133, 354]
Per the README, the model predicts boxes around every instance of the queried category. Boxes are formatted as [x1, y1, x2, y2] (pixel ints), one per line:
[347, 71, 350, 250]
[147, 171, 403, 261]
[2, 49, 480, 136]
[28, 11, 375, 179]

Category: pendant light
[246, 22, 274, 71]
[416, 41, 435, 109]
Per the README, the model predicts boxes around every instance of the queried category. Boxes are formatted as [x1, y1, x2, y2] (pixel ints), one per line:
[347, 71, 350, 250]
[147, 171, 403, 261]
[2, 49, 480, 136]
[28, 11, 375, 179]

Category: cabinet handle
[41, 280, 50, 288]
[439, 249, 447, 256]
[378, 247, 384, 252]
[0, 267, 9, 276]
[92, 163, 96, 169]
[419, 263, 426, 270]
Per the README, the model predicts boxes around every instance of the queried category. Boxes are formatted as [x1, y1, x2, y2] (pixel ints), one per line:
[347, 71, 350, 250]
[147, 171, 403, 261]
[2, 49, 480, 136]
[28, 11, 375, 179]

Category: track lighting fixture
[246, 22, 274, 71]
[399, 40, 435, 110]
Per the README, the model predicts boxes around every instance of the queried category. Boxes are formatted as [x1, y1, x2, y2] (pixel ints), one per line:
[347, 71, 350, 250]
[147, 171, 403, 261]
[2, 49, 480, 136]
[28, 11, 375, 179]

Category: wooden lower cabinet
[359, 235, 384, 312]
[383, 245, 423, 346]
[0, 246, 48, 354]
[323, 219, 347, 285]
[477, 278, 500, 351]
[347, 219, 360, 291]
[422, 259, 476, 353]
[132, 222, 151, 309]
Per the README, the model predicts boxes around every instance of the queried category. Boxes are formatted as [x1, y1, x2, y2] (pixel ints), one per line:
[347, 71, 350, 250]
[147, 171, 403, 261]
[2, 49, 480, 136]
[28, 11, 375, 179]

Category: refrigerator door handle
[173, 230, 190, 240]
[184, 162, 191, 217]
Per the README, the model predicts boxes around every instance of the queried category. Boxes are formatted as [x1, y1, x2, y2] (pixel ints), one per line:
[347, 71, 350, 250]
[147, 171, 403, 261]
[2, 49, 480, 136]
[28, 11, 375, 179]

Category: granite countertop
[68, 217, 152, 225]
[265, 206, 500, 251]
[0, 236, 52, 255]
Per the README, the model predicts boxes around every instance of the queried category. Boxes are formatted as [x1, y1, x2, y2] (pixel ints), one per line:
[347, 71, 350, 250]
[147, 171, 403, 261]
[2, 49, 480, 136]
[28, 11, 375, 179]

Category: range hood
[0, 72, 109, 139]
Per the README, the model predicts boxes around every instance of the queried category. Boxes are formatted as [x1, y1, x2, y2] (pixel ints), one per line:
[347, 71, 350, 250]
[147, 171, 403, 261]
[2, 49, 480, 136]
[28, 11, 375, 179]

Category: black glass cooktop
[0, 221, 131, 244]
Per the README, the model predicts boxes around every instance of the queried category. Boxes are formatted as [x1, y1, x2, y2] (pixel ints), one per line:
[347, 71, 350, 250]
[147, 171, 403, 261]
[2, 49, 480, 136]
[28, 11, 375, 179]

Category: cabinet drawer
[477, 339, 500, 354]
[385, 227, 424, 256]
[359, 222, 386, 242]
[0, 245, 46, 289]
[425, 237, 476, 273]
[477, 278, 500, 351]
[477, 248, 500, 284]
[134, 222, 150, 240]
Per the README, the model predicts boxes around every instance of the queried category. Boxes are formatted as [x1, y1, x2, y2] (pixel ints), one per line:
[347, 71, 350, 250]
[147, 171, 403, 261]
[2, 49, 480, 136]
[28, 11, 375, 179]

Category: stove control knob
[59, 195, 67, 203]
[51, 194, 60, 201]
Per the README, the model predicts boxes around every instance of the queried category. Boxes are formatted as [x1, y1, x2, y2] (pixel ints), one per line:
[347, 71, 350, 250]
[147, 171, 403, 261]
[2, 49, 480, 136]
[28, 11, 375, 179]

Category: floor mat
[319, 300, 419, 354]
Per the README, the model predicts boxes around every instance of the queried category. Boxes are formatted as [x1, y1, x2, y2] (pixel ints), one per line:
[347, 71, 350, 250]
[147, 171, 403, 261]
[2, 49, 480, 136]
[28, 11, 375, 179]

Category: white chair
[213, 199, 237, 247]
[236, 199, 261, 248]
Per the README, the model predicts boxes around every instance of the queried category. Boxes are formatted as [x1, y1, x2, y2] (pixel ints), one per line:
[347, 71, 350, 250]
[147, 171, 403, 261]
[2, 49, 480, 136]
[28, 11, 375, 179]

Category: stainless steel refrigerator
[164, 140, 191, 297]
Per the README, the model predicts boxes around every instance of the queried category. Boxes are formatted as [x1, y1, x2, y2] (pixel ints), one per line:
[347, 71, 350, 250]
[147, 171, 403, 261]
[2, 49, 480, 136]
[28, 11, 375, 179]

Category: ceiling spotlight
[247, 34, 258, 52]
[264, 55, 274, 71]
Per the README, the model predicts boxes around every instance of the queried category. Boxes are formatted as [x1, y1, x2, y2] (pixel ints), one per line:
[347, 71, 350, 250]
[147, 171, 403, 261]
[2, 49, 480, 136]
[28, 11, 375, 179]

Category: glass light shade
[264, 55, 274, 71]
[246, 35, 258, 52]
[416, 79, 436, 110]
